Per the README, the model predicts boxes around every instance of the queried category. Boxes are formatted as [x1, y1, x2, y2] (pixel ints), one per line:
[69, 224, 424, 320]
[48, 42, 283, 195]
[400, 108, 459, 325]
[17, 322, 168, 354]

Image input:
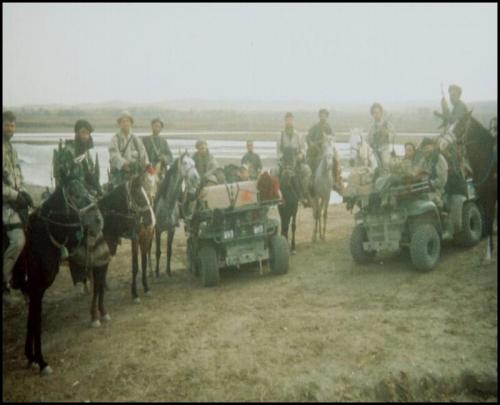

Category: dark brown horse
[153, 153, 200, 277]
[453, 112, 497, 263]
[277, 148, 302, 253]
[8, 178, 103, 376]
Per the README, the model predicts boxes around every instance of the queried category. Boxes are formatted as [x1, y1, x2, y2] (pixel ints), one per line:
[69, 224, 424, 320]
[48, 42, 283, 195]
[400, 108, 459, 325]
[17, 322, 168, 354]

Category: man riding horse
[277, 112, 312, 207]
[108, 111, 150, 187]
[3, 111, 33, 306]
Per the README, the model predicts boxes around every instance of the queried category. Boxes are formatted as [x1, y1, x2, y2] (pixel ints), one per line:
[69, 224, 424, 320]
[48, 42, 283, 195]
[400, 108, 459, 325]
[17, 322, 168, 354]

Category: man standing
[142, 117, 173, 179]
[192, 140, 221, 185]
[277, 112, 312, 206]
[3, 111, 33, 304]
[241, 140, 262, 180]
[306, 108, 334, 175]
[434, 84, 469, 127]
[108, 111, 149, 186]
[367, 102, 396, 170]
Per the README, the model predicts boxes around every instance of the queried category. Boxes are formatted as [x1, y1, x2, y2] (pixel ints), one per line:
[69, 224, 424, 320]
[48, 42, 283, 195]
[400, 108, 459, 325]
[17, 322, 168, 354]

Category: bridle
[37, 181, 99, 256]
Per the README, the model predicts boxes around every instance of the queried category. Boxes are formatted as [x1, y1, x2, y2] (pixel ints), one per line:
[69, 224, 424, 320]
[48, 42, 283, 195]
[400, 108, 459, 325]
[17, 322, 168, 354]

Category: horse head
[179, 152, 200, 196]
[56, 177, 103, 238]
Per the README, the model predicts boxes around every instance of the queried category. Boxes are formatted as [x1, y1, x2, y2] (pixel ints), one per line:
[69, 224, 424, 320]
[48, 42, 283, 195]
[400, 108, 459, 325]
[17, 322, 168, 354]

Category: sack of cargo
[199, 181, 259, 210]
[345, 166, 374, 197]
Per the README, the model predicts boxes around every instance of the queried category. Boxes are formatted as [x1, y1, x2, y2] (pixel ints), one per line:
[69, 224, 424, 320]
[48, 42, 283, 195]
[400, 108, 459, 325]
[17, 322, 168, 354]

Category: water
[13, 132, 406, 205]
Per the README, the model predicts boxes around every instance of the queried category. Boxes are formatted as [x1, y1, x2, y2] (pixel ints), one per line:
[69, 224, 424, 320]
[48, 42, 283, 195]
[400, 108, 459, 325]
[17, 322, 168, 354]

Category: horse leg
[31, 291, 51, 375]
[141, 241, 151, 296]
[312, 199, 318, 242]
[321, 199, 328, 240]
[291, 209, 297, 254]
[279, 206, 289, 241]
[90, 267, 100, 327]
[166, 228, 175, 277]
[25, 292, 35, 367]
[98, 265, 111, 322]
[131, 239, 140, 303]
[155, 228, 162, 278]
[482, 198, 496, 264]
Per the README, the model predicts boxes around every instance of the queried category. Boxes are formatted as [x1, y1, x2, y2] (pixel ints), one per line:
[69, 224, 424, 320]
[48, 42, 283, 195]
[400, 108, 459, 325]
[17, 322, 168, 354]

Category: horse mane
[257, 171, 281, 201]
[157, 158, 180, 200]
[469, 117, 494, 144]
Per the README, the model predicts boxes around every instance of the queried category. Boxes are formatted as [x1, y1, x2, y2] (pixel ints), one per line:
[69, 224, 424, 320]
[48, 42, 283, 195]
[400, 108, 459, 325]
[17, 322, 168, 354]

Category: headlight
[253, 224, 264, 234]
[223, 230, 234, 239]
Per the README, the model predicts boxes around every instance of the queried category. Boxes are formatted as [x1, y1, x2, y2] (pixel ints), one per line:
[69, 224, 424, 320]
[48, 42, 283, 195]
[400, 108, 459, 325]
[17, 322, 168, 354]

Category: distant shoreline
[12, 131, 437, 144]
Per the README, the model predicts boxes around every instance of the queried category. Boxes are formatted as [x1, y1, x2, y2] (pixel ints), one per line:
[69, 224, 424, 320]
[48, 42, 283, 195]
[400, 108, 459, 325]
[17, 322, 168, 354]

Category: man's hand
[297, 152, 304, 161]
[16, 191, 34, 208]
[122, 161, 130, 171]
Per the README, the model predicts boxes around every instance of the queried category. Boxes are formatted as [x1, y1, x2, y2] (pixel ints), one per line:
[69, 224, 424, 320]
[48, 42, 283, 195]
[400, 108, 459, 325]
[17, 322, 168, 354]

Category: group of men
[2, 83, 475, 303]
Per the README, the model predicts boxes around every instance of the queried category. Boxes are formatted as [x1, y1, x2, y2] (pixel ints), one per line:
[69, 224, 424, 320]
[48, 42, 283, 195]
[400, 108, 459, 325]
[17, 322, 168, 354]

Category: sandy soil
[2, 199, 497, 402]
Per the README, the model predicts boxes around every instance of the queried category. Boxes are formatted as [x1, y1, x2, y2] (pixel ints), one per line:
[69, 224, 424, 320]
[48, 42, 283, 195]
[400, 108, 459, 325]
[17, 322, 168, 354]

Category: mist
[3, 3, 497, 107]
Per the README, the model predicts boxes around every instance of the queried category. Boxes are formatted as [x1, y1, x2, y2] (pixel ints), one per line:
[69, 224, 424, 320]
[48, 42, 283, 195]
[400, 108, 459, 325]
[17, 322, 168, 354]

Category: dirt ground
[2, 203, 497, 402]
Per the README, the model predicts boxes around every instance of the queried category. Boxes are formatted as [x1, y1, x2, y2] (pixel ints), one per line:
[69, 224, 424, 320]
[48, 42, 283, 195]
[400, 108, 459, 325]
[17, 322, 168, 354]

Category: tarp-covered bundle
[344, 166, 374, 197]
[198, 181, 259, 210]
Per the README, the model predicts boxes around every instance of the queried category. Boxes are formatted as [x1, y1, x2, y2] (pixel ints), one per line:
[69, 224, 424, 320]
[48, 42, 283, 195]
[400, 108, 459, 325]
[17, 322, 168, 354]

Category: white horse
[349, 128, 378, 169]
[311, 136, 337, 242]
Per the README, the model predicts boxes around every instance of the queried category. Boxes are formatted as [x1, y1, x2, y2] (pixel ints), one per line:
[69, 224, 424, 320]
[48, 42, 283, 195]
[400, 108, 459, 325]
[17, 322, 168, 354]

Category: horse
[349, 128, 378, 169]
[99, 170, 157, 303]
[452, 112, 497, 263]
[8, 178, 103, 376]
[277, 148, 302, 254]
[153, 152, 200, 277]
[311, 136, 337, 242]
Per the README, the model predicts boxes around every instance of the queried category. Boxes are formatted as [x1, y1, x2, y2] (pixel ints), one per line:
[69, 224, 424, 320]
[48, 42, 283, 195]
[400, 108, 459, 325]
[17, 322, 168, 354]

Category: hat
[151, 117, 164, 128]
[195, 139, 207, 149]
[370, 102, 383, 114]
[419, 137, 435, 148]
[319, 108, 329, 117]
[74, 119, 94, 134]
[448, 84, 462, 96]
[3, 110, 16, 123]
[284, 112, 294, 119]
[117, 110, 134, 125]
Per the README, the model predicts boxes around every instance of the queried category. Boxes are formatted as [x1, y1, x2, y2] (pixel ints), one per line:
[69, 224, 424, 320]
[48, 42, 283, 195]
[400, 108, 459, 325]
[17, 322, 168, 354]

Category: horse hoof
[40, 365, 53, 376]
[27, 361, 38, 370]
[145, 291, 152, 297]
[133, 297, 141, 304]
[101, 313, 112, 322]
[90, 319, 101, 328]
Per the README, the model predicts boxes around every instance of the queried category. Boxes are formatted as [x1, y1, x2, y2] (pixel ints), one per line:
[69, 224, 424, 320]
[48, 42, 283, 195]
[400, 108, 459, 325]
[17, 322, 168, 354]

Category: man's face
[319, 113, 328, 124]
[78, 128, 91, 144]
[371, 107, 383, 122]
[449, 89, 460, 105]
[197, 143, 208, 155]
[285, 116, 294, 128]
[405, 144, 415, 159]
[119, 117, 132, 133]
[3, 120, 16, 140]
[152, 122, 162, 135]
[247, 143, 254, 153]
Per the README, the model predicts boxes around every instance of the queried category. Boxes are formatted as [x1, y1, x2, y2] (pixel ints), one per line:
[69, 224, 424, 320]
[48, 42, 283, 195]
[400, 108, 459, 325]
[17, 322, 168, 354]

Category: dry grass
[2, 204, 497, 401]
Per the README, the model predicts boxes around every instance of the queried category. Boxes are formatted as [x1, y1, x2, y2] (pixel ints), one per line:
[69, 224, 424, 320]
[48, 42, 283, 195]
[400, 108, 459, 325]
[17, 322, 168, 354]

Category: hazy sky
[3, 3, 497, 106]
